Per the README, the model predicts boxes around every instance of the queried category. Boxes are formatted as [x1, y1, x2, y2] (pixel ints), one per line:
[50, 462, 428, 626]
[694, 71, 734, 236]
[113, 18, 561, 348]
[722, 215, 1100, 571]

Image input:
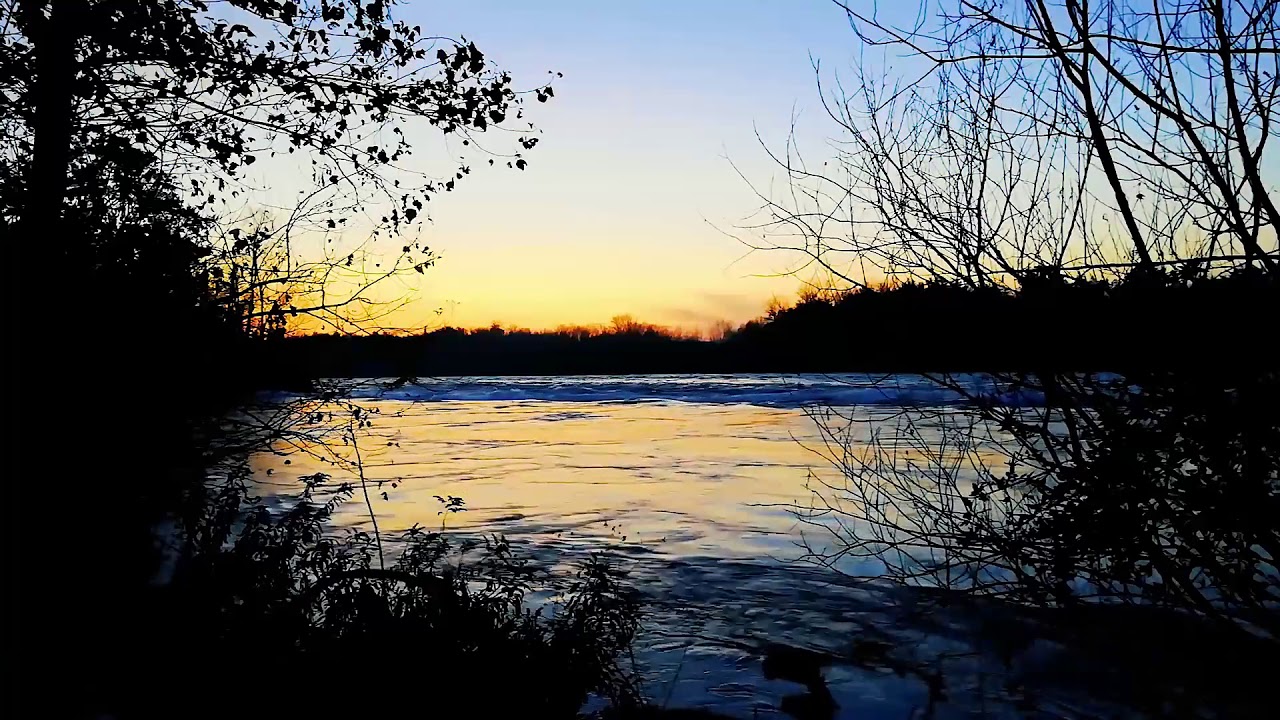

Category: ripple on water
[248, 379, 1252, 718]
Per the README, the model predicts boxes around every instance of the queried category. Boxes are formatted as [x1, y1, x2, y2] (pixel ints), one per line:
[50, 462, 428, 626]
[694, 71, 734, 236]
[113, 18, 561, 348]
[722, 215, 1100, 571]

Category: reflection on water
[255, 400, 851, 562]
[246, 378, 1252, 718]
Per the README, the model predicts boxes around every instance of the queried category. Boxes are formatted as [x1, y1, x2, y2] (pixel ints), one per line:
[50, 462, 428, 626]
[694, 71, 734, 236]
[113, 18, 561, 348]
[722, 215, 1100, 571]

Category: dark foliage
[137, 471, 642, 718]
[766, 0, 1280, 657]
[5, 0, 554, 236]
[801, 354, 1280, 633]
[2, 3, 645, 718]
[275, 323, 721, 377]
[731, 271, 1279, 373]
[263, 270, 1278, 378]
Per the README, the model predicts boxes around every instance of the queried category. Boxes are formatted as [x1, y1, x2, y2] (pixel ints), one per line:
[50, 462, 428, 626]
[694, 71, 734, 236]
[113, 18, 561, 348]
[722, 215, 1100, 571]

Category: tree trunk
[22, 0, 80, 254]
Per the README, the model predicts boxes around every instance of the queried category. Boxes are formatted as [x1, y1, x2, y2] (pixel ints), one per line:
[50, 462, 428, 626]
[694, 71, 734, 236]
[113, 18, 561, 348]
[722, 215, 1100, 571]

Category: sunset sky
[340, 0, 884, 332]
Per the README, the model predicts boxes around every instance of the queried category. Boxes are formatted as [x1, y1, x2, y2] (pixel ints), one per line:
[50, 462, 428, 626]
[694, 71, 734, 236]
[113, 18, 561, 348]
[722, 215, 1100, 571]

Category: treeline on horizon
[272, 268, 1278, 379]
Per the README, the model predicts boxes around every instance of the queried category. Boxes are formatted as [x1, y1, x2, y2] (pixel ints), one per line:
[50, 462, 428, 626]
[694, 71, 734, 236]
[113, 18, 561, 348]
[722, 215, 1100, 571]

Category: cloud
[658, 307, 721, 327]
[653, 291, 770, 329]
[696, 291, 771, 319]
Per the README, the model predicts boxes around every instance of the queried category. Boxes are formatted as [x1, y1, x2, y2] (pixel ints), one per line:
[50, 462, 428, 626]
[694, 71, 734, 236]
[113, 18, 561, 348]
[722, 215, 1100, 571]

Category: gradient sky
[347, 0, 883, 331]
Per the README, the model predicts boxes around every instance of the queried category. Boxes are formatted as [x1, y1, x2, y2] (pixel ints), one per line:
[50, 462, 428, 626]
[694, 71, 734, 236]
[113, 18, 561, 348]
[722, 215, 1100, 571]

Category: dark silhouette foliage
[6, 0, 554, 235]
[142, 470, 642, 717]
[730, 271, 1278, 373]
[265, 270, 1278, 378]
[1, 3, 650, 718]
[751, 0, 1280, 656]
[276, 322, 720, 377]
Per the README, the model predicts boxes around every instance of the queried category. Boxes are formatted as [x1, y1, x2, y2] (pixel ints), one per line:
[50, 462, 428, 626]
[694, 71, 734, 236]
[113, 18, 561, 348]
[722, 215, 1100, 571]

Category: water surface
[247, 374, 1162, 718]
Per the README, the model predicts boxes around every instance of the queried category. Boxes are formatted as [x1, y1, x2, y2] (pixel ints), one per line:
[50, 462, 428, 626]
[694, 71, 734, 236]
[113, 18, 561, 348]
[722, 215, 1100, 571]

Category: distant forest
[273, 270, 1277, 379]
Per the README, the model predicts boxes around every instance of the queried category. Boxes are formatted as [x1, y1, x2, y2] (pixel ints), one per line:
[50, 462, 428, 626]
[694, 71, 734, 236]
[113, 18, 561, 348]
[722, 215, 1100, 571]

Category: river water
[244, 375, 1184, 719]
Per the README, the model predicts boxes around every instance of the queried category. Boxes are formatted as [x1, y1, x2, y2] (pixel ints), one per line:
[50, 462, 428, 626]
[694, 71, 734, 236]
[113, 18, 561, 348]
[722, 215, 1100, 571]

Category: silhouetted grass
[136, 466, 643, 718]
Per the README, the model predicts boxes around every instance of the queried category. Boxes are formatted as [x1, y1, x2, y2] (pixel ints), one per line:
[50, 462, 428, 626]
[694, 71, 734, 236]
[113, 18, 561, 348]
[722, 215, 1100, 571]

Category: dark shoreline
[265, 332, 1274, 382]
[264, 273, 1278, 382]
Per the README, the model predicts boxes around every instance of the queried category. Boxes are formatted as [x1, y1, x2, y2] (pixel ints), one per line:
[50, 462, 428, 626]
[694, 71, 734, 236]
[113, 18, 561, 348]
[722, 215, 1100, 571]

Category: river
[244, 374, 1178, 719]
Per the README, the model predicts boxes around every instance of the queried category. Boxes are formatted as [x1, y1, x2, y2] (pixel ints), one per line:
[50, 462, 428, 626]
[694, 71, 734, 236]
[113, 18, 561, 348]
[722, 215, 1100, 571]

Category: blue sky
[365, 0, 883, 330]
[252, 0, 1276, 332]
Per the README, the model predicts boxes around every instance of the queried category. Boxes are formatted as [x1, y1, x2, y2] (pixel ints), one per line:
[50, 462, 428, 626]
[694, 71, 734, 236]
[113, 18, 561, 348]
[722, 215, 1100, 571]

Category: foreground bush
[137, 470, 642, 718]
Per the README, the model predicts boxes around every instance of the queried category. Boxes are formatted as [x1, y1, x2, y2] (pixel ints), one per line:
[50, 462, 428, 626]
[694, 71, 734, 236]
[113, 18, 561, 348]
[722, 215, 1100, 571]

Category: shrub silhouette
[150, 468, 642, 717]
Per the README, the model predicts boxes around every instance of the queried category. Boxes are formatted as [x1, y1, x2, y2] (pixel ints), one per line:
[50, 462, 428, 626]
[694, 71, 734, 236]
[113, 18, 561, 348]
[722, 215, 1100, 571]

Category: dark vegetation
[732, 272, 1278, 372]
[154, 473, 642, 717]
[275, 319, 722, 378]
[275, 270, 1278, 377]
[756, 0, 1280, 682]
[6, 0, 1278, 717]
[5, 2, 644, 717]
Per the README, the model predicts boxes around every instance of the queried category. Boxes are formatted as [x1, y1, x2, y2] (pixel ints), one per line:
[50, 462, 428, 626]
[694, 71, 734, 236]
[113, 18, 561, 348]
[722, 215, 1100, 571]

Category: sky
[345, 0, 881, 332]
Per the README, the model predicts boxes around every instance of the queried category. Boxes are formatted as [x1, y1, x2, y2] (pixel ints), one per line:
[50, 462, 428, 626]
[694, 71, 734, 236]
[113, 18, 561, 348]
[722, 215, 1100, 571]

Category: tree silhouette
[9, 0, 552, 222]
[3, 2, 566, 715]
[5, 0, 558, 336]
[747, 0, 1280, 643]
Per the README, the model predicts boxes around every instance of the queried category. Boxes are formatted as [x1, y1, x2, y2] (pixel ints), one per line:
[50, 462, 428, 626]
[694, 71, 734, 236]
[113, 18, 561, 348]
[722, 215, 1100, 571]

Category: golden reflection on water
[249, 400, 1003, 561]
